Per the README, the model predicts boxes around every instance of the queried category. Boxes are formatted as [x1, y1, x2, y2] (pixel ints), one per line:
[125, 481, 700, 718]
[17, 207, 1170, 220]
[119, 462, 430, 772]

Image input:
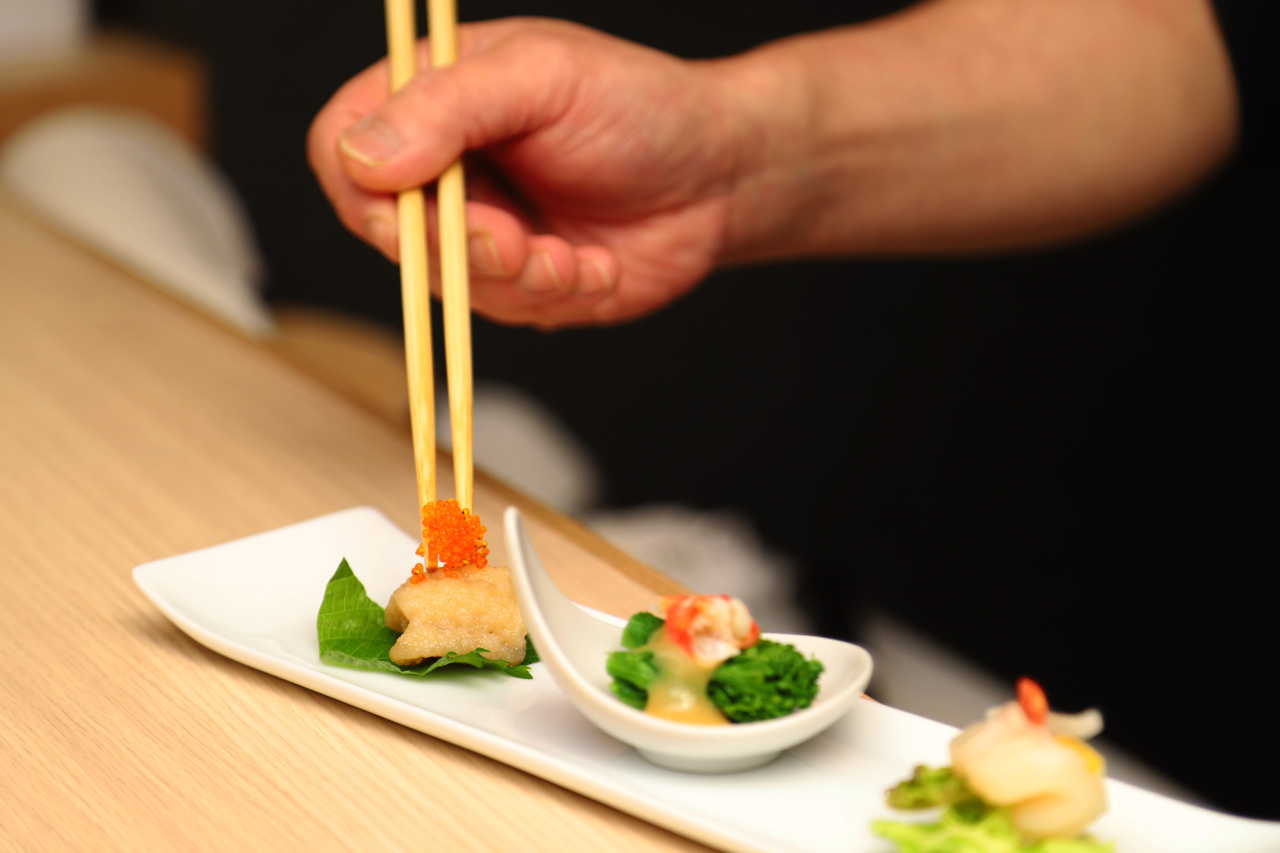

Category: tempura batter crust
[384, 564, 527, 665]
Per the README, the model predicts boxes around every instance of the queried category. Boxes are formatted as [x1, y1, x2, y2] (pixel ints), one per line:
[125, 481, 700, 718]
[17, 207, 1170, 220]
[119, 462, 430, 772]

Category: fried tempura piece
[384, 564, 527, 666]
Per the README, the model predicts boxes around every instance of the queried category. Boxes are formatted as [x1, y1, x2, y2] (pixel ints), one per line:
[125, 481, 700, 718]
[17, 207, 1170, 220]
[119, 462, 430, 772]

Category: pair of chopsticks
[384, 0, 474, 515]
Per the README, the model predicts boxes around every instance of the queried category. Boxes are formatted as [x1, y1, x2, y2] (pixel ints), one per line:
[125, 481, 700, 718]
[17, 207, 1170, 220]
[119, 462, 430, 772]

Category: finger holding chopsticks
[316, 20, 629, 328]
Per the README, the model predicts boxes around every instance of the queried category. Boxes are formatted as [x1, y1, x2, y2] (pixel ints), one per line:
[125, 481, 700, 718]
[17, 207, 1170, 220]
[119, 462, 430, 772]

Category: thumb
[336, 35, 571, 193]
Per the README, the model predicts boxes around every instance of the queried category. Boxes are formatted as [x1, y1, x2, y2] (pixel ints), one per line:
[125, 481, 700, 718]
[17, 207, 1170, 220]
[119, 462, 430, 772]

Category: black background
[97, 0, 1276, 817]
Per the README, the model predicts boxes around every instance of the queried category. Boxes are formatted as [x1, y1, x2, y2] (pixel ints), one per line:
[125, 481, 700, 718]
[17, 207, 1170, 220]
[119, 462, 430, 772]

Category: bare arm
[716, 0, 1239, 261]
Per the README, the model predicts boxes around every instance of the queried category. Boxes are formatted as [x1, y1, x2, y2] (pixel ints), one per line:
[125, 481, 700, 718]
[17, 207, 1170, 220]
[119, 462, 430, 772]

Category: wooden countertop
[0, 199, 708, 851]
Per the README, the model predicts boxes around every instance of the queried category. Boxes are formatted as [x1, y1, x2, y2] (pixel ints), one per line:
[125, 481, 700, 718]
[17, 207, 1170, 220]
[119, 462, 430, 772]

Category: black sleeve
[1212, 1, 1279, 161]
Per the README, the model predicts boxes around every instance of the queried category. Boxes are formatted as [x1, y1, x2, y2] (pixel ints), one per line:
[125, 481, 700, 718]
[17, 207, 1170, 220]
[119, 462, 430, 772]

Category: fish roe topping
[409, 499, 489, 580]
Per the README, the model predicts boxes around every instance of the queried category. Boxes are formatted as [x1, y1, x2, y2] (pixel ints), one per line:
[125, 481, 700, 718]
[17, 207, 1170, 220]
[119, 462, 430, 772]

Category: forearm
[713, 0, 1238, 263]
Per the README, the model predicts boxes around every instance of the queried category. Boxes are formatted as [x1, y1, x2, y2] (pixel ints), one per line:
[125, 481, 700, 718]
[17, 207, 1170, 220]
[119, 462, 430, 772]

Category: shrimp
[659, 594, 760, 666]
[950, 678, 1106, 840]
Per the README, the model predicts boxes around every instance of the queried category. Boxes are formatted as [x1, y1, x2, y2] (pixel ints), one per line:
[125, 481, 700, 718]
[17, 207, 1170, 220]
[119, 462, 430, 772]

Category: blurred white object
[584, 504, 812, 634]
[0, 106, 273, 337]
[0, 0, 88, 59]
[434, 383, 601, 515]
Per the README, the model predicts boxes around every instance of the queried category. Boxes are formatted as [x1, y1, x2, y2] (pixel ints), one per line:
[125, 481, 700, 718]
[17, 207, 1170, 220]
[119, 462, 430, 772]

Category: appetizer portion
[315, 559, 537, 679]
[607, 594, 823, 725]
[874, 678, 1113, 852]
[385, 499, 528, 666]
[316, 501, 534, 680]
[385, 563, 526, 666]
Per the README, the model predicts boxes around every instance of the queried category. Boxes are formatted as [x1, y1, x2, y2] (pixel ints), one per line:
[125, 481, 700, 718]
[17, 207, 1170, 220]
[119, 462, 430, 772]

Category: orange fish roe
[409, 499, 489, 581]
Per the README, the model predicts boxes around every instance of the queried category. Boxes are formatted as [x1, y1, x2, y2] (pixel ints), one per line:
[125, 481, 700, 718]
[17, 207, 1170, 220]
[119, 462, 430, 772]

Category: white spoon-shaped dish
[505, 506, 873, 773]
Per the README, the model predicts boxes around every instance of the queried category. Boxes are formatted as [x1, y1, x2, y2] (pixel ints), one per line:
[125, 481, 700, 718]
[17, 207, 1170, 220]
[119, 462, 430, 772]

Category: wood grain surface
[0, 199, 705, 852]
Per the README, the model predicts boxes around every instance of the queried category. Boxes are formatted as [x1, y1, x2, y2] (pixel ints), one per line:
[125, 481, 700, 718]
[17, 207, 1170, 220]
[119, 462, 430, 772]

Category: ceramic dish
[133, 507, 1280, 853]
[504, 506, 872, 773]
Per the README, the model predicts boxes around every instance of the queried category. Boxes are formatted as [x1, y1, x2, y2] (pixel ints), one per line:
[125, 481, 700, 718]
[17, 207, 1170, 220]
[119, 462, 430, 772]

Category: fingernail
[468, 231, 504, 276]
[520, 250, 567, 295]
[339, 116, 403, 167]
[364, 213, 395, 255]
[578, 258, 616, 296]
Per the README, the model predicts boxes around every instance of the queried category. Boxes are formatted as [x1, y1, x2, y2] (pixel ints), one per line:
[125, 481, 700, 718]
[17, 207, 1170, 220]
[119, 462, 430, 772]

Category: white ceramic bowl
[505, 507, 873, 772]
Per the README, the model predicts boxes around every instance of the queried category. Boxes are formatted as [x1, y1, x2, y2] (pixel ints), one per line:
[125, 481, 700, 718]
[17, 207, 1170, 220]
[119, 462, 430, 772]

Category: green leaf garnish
[317, 559, 536, 679]
[874, 766, 1115, 852]
[873, 805, 1115, 852]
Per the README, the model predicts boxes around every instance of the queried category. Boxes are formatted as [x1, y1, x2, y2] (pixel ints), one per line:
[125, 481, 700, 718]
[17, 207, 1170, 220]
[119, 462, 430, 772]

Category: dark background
[97, 0, 1276, 817]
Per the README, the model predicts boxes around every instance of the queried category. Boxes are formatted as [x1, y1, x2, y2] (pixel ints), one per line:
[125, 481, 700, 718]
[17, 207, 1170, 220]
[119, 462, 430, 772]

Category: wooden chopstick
[427, 0, 475, 513]
[384, 0, 436, 511]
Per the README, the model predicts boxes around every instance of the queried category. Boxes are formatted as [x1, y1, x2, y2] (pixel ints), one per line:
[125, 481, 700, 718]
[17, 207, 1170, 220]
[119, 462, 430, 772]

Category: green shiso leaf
[620, 611, 665, 649]
[607, 612, 823, 721]
[708, 639, 823, 722]
[317, 559, 536, 679]
[522, 635, 541, 666]
[874, 769, 1115, 853]
[316, 559, 404, 670]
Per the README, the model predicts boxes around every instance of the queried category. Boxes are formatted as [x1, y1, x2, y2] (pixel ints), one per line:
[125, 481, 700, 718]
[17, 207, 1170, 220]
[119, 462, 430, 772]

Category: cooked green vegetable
[620, 611, 665, 649]
[708, 639, 823, 722]
[606, 649, 659, 708]
[317, 559, 538, 679]
[886, 765, 977, 810]
[607, 611, 823, 721]
[607, 612, 664, 709]
[874, 766, 1114, 852]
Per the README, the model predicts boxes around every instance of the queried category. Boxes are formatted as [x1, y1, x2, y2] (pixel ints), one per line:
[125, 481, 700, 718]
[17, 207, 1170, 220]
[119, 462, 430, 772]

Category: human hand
[311, 4, 1238, 331]
[308, 17, 746, 328]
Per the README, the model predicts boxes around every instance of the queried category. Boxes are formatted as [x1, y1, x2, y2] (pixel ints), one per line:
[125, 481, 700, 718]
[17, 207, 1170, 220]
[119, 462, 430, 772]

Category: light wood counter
[0, 200, 705, 851]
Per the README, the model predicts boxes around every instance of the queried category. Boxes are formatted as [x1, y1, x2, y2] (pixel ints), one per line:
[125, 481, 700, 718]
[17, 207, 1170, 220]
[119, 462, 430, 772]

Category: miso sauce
[641, 628, 730, 726]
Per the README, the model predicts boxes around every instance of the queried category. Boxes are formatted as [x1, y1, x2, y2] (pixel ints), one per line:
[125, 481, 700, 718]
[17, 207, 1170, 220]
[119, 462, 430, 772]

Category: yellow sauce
[1055, 734, 1105, 774]
[640, 628, 731, 726]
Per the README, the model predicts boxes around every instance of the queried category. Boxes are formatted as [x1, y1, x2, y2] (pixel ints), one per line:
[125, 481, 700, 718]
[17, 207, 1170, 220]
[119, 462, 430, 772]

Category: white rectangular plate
[133, 507, 1280, 853]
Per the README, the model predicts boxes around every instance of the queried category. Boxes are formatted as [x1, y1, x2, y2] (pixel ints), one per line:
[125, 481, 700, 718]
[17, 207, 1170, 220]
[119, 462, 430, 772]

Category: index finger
[307, 19, 532, 219]
[305, 18, 532, 250]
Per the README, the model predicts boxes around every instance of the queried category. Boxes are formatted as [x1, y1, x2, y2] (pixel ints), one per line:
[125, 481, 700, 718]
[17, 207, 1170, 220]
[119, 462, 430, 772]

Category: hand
[308, 17, 745, 328]
[311, 4, 1237, 330]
